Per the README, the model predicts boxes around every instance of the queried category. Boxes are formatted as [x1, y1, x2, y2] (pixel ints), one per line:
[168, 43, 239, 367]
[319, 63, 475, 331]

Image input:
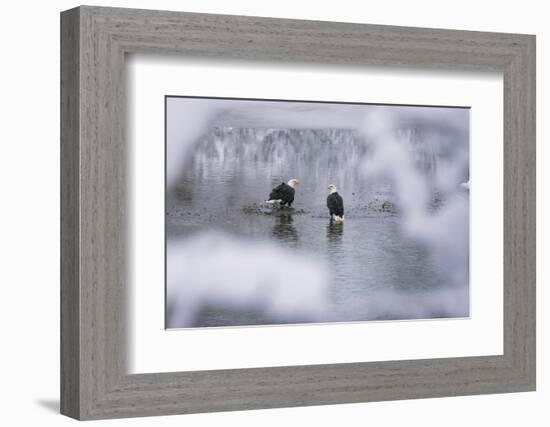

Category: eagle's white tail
[332, 215, 344, 223]
[266, 199, 282, 205]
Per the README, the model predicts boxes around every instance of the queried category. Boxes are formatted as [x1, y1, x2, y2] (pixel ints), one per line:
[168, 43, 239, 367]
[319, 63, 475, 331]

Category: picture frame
[60, 5, 536, 420]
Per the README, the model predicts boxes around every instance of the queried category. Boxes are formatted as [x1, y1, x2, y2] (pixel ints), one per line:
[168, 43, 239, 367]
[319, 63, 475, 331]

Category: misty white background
[0, 0, 546, 426]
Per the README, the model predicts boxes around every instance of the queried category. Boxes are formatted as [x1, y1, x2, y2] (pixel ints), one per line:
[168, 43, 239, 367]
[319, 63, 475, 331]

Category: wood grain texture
[60, 5, 536, 420]
[60, 7, 80, 419]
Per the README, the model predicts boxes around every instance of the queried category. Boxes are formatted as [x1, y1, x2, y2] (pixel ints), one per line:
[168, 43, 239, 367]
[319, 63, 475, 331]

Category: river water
[166, 125, 469, 328]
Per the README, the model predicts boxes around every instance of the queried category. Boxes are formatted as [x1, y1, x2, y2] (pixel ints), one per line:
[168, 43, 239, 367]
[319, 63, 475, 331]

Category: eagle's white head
[287, 178, 300, 188]
[327, 184, 337, 194]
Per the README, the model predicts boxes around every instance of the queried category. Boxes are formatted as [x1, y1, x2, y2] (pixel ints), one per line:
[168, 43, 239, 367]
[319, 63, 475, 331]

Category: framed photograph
[61, 6, 536, 420]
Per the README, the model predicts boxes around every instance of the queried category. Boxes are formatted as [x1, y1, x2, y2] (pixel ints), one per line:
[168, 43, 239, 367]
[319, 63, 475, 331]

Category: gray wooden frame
[60, 5, 536, 420]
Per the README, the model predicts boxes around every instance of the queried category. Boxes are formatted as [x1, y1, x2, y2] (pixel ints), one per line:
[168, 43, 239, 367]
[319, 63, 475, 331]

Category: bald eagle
[327, 184, 344, 223]
[266, 179, 300, 207]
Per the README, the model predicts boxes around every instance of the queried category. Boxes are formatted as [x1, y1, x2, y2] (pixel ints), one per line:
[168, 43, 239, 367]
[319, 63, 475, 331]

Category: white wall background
[0, 0, 546, 425]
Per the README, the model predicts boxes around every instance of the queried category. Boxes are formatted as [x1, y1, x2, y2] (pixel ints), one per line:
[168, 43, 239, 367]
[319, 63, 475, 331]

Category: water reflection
[326, 221, 344, 246]
[271, 212, 298, 245]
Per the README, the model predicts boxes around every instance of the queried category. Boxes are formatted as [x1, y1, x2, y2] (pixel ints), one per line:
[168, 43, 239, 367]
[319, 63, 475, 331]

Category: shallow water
[168, 208, 448, 327]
